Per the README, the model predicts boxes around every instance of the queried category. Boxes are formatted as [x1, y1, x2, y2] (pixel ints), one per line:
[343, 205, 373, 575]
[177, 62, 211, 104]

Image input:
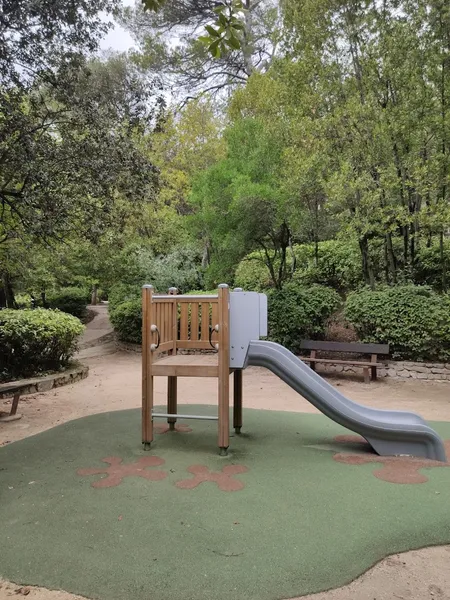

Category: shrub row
[0, 309, 84, 381]
[15, 287, 89, 319]
[345, 286, 450, 361]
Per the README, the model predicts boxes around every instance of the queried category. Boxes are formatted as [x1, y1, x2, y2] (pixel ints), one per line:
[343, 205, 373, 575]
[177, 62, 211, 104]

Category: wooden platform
[152, 354, 219, 377]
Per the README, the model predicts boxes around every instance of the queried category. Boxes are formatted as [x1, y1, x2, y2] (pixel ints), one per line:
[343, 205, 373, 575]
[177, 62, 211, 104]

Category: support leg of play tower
[142, 285, 154, 450]
[167, 376, 177, 430]
[218, 285, 230, 455]
[233, 370, 243, 434]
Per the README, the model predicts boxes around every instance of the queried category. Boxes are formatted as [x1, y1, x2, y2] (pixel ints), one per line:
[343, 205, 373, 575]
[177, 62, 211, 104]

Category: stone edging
[0, 363, 89, 399]
[312, 361, 450, 382]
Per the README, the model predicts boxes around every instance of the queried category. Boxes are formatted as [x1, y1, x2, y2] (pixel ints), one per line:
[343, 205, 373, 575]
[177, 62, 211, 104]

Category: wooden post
[167, 287, 178, 430]
[309, 350, 317, 371]
[233, 370, 243, 434]
[142, 285, 154, 449]
[218, 284, 230, 455]
[370, 354, 377, 381]
[363, 367, 370, 384]
[167, 377, 178, 430]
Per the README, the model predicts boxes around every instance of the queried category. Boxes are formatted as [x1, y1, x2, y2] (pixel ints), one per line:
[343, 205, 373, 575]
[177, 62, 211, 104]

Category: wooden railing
[143, 289, 221, 356]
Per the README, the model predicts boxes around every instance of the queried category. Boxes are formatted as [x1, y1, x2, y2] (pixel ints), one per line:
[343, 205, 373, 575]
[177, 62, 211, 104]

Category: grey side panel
[245, 340, 446, 462]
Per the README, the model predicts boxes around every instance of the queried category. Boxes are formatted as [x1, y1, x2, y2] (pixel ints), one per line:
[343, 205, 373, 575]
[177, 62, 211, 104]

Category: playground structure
[142, 284, 447, 461]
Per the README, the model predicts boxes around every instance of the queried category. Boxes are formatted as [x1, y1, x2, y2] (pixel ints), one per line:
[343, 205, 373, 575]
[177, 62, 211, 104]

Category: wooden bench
[300, 340, 389, 383]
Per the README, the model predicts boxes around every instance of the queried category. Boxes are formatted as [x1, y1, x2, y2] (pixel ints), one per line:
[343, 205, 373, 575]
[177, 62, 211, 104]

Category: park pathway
[76, 304, 116, 359]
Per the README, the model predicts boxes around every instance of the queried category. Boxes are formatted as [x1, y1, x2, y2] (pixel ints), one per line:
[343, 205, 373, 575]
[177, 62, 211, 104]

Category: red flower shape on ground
[176, 465, 248, 492]
[333, 435, 450, 484]
[154, 423, 192, 434]
[77, 456, 167, 488]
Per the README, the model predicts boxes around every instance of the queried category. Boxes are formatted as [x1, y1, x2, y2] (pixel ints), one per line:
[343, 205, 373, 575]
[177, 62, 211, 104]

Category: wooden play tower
[141, 284, 242, 455]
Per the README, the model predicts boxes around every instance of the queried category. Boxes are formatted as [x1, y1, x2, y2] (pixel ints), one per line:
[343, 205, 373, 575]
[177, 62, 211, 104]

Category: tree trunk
[91, 283, 98, 306]
[1, 271, 16, 308]
[359, 236, 375, 290]
[440, 230, 447, 292]
[385, 233, 397, 284]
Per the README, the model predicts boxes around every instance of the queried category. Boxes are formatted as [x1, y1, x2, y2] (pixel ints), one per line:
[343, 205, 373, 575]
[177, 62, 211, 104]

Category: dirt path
[1, 307, 450, 600]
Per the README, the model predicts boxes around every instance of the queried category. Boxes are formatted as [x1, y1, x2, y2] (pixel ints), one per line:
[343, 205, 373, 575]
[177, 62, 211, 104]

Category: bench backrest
[300, 340, 389, 355]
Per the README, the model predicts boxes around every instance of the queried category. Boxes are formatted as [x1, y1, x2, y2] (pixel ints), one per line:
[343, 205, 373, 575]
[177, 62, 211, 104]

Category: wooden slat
[165, 296, 218, 303]
[154, 303, 160, 337]
[302, 358, 383, 366]
[180, 303, 189, 340]
[152, 364, 219, 377]
[153, 341, 173, 355]
[160, 302, 165, 342]
[211, 302, 218, 331]
[172, 298, 177, 354]
[190, 302, 199, 341]
[200, 302, 209, 341]
[300, 340, 389, 354]
[176, 340, 214, 349]
[164, 302, 170, 342]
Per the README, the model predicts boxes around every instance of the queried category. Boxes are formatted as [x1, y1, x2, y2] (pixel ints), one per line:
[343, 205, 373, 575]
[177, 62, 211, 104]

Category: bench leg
[167, 376, 177, 430]
[309, 350, 317, 371]
[370, 354, 377, 381]
[233, 370, 243, 434]
[0, 393, 22, 422]
[363, 367, 370, 384]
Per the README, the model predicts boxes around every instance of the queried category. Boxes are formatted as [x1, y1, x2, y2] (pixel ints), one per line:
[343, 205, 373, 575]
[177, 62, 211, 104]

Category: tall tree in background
[122, 0, 281, 99]
[0, 1, 160, 305]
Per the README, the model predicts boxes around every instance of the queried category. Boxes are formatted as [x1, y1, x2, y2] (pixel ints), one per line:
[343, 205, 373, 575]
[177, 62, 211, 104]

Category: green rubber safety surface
[2, 406, 450, 600]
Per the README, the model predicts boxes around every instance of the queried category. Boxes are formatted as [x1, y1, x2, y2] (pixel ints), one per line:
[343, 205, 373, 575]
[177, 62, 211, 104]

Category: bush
[108, 283, 141, 315]
[109, 299, 142, 344]
[46, 287, 89, 318]
[234, 254, 275, 291]
[235, 240, 363, 293]
[15, 293, 33, 309]
[413, 241, 450, 291]
[268, 283, 342, 354]
[0, 309, 84, 381]
[344, 285, 450, 360]
[293, 240, 363, 291]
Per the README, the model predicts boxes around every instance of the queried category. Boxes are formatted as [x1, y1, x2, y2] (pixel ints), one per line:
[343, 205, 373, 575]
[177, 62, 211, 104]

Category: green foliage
[293, 241, 363, 291]
[0, 309, 84, 381]
[108, 283, 141, 308]
[235, 241, 363, 292]
[111, 244, 203, 293]
[46, 287, 89, 319]
[14, 294, 33, 309]
[268, 283, 341, 354]
[235, 253, 281, 291]
[413, 242, 450, 291]
[345, 286, 450, 360]
[109, 299, 142, 344]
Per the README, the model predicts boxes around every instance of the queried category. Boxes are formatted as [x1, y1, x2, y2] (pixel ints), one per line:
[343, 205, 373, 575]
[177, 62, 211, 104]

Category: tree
[190, 117, 291, 288]
[123, 0, 281, 99]
[0, 0, 118, 85]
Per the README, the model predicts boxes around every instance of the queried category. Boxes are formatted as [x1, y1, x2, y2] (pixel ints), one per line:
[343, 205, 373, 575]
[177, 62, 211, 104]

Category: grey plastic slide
[245, 340, 447, 462]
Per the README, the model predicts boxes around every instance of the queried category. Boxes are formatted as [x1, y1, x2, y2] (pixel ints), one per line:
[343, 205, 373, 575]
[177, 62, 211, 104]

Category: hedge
[268, 283, 341, 354]
[109, 299, 142, 344]
[46, 287, 89, 319]
[0, 309, 84, 381]
[345, 285, 450, 360]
